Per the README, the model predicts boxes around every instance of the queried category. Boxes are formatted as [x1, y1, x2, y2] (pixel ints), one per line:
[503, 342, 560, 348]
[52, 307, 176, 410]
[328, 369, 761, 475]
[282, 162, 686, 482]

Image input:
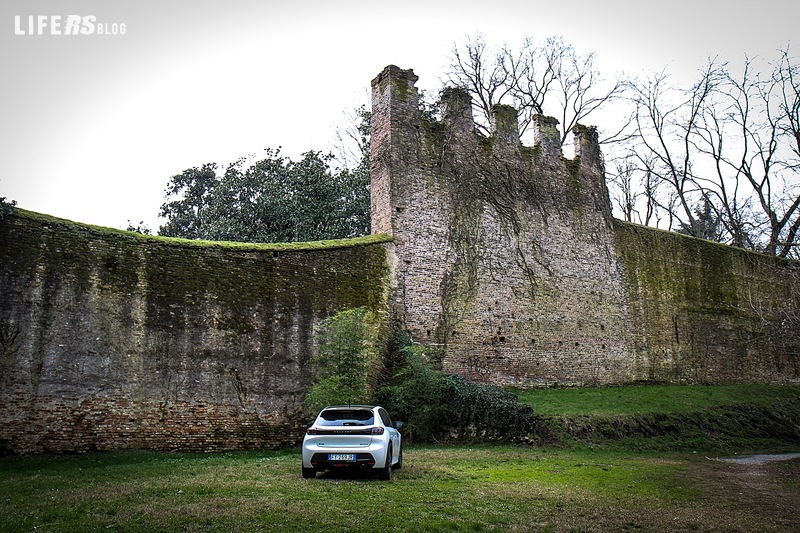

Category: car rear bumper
[306, 452, 377, 470]
[302, 441, 389, 470]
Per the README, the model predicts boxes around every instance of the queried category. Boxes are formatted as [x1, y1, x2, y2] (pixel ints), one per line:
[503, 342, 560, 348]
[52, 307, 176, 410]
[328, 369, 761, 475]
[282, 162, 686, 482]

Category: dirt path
[696, 453, 800, 531]
[716, 453, 800, 465]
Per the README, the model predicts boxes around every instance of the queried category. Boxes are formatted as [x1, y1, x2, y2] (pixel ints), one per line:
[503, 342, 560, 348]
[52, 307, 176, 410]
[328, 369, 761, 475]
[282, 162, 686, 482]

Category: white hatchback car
[301, 405, 403, 480]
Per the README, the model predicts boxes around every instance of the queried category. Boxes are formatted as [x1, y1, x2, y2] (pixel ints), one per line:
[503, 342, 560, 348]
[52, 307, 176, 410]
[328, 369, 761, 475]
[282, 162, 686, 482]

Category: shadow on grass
[306, 467, 395, 482]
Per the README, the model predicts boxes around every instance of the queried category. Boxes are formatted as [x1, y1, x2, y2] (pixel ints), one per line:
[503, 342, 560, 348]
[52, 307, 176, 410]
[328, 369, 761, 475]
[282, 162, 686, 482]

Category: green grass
[1, 385, 798, 531]
[514, 384, 800, 452]
[2, 447, 794, 532]
[513, 383, 800, 416]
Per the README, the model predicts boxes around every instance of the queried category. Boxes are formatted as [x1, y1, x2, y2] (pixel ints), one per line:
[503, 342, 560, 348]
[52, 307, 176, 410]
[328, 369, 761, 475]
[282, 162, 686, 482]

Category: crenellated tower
[370, 65, 632, 387]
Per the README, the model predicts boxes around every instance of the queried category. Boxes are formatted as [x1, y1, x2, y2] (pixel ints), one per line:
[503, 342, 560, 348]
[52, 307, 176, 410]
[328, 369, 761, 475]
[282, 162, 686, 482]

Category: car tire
[396, 446, 403, 470]
[302, 467, 316, 479]
[378, 446, 393, 481]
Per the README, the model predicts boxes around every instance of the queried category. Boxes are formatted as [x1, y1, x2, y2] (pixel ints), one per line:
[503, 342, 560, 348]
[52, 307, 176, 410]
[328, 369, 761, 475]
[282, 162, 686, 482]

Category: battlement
[370, 65, 610, 240]
[371, 65, 603, 165]
[370, 65, 623, 386]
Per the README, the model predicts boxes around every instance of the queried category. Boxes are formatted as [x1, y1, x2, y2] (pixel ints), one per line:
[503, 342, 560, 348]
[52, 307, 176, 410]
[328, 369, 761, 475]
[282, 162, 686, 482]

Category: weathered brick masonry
[0, 212, 392, 453]
[371, 65, 800, 387]
[0, 65, 798, 453]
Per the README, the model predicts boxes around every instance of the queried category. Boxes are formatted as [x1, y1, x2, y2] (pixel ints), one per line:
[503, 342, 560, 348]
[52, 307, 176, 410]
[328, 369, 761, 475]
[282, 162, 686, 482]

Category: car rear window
[317, 409, 375, 426]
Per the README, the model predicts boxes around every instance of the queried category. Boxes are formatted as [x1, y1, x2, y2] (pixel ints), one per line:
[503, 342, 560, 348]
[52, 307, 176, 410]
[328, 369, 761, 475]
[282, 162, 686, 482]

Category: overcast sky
[2, 0, 797, 232]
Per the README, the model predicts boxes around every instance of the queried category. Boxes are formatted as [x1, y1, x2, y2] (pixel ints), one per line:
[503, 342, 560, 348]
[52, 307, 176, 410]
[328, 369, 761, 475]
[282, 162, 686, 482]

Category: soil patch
[692, 453, 800, 531]
[716, 452, 800, 465]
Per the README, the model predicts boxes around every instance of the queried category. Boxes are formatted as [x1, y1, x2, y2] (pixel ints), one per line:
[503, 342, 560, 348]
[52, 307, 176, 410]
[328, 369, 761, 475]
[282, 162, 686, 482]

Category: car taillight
[306, 428, 317, 435]
[371, 427, 384, 435]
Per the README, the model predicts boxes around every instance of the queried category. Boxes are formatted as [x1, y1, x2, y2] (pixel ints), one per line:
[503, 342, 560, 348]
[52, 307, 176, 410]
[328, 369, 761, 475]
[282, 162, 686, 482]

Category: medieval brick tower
[370, 65, 635, 386]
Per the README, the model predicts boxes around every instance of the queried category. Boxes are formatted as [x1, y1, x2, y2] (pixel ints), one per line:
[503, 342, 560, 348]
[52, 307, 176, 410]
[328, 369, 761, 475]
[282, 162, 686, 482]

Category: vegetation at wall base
[302, 316, 543, 443]
[373, 344, 544, 445]
[303, 308, 383, 415]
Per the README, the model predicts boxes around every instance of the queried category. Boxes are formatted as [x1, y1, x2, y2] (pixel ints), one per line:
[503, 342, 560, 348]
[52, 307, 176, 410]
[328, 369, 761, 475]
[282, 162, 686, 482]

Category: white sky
[2, 0, 797, 232]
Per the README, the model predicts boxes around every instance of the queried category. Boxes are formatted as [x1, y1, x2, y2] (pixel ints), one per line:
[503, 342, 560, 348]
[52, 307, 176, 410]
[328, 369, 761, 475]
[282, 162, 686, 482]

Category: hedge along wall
[0, 211, 393, 453]
[614, 221, 800, 384]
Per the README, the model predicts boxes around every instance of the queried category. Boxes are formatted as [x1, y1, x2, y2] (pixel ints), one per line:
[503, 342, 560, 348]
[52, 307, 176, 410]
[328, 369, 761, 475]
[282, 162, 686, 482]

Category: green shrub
[303, 307, 382, 414]
[374, 347, 451, 441]
[374, 346, 538, 443]
[0, 196, 16, 220]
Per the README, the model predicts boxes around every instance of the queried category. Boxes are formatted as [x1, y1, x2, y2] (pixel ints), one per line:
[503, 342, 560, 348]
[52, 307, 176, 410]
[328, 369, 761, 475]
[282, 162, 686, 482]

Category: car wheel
[396, 446, 403, 470]
[378, 446, 393, 480]
[302, 467, 316, 479]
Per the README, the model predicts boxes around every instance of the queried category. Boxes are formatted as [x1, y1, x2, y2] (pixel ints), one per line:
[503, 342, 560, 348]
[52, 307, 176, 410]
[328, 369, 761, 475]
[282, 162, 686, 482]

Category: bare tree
[446, 34, 626, 145]
[774, 47, 800, 257]
[332, 104, 371, 171]
[776, 48, 800, 167]
[622, 47, 800, 257]
[446, 37, 799, 256]
[608, 155, 657, 226]
[626, 61, 726, 235]
[538, 36, 626, 145]
[608, 157, 640, 223]
[446, 35, 515, 135]
[691, 50, 800, 257]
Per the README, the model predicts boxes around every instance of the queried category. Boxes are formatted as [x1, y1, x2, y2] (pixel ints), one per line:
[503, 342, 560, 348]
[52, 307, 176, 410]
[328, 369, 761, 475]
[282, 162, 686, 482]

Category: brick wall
[1, 65, 798, 454]
[0, 212, 393, 453]
[615, 222, 800, 383]
[371, 64, 800, 387]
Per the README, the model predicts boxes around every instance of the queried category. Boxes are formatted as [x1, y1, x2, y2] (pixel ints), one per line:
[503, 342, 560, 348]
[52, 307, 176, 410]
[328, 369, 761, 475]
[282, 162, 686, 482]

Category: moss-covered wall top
[0, 210, 393, 453]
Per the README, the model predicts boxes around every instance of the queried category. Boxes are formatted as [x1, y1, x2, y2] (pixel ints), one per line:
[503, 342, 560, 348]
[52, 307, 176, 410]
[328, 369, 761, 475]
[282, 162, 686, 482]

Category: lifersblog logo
[14, 15, 127, 36]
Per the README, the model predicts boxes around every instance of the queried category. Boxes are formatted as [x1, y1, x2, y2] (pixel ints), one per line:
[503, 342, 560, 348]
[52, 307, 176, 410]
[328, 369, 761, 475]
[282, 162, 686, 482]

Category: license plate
[328, 453, 356, 461]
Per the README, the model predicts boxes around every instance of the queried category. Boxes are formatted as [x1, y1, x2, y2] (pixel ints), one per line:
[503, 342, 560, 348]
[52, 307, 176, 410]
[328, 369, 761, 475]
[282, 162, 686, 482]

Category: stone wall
[615, 222, 800, 383]
[371, 64, 800, 387]
[0, 211, 393, 453]
[1, 65, 798, 454]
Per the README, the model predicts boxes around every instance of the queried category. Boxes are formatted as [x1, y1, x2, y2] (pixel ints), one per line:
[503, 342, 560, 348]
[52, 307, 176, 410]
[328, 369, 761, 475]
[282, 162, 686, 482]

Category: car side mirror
[395, 421, 404, 430]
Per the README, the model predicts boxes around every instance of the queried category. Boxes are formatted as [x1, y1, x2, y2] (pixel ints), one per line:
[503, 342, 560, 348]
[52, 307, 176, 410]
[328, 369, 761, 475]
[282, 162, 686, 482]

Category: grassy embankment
[518, 383, 800, 451]
[1, 384, 798, 532]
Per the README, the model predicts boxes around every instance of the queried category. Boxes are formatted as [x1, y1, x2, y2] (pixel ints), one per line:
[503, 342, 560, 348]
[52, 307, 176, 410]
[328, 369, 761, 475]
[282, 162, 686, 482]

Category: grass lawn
[513, 383, 800, 416]
[1, 446, 798, 532]
[1, 384, 798, 531]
